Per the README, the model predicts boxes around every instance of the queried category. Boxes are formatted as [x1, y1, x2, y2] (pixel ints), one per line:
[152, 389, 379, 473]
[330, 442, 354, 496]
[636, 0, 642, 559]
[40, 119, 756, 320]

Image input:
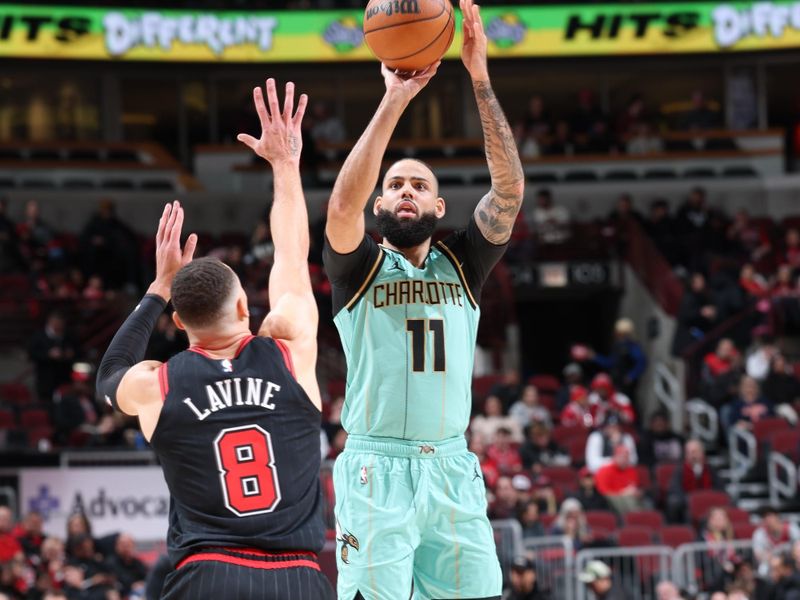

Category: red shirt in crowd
[486, 444, 522, 475]
[595, 463, 639, 496]
[0, 533, 22, 562]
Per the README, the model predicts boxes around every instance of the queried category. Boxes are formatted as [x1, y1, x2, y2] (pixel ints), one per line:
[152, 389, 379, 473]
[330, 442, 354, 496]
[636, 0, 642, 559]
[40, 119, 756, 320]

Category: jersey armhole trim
[157, 362, 169, 402]
[435, 240, 478, 309]
[344, 248, 385, 312]
[273, 339, 296, 378]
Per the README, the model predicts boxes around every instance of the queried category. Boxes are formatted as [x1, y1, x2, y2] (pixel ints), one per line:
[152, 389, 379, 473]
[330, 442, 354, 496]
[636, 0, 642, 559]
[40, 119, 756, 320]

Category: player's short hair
[171, 257, 237, 329]
[381, 158, 439, 191]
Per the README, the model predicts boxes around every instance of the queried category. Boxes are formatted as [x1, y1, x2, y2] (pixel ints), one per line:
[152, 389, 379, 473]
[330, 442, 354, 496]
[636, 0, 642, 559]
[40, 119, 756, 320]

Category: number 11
[406, 319, 445, 373]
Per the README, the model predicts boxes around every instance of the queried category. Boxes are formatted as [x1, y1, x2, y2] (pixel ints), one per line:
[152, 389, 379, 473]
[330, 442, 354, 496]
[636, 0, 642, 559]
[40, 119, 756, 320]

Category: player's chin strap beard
[375, 209, 437, 249]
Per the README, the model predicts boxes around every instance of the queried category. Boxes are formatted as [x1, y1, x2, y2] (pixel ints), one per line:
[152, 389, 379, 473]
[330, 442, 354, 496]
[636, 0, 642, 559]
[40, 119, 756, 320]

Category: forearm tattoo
[473, 81, 524, 244]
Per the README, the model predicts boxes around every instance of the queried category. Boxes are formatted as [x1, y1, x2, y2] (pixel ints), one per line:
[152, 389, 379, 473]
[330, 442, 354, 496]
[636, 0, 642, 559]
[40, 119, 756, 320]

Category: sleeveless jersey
[324, 219, 506, 441]
[149, 335, 326, 566]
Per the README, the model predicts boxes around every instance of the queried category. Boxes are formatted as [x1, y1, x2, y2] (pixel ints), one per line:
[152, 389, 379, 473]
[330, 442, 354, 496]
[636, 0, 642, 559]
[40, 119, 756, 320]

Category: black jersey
[149, 335, 325, 566]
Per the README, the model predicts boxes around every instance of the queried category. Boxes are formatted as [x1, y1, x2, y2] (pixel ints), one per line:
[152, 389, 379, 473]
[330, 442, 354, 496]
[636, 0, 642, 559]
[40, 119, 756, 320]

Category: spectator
[517, 500, 546, 539]
[107, 533, 147, 598]
[504, 556, 551, 600]
[655, 581, 682, 600]
[17, 199, 54, 264]
[667, 439, 721, 523]
[745, 332, 778, 382]
[545, 120, 574, 156]
[739, 263, 769, 299]
[528, 465, 558, 516]
[700, 507, 739, 591]
[52, 362, 97, 446]
[675, 186, 711, 240]
[585, 413, 638, 473]
[603, 194, 644, 254]
[594, 445, 645, 515]
[79, 199, 139, 292]
[65, 533, 116, 600]
[638, 410, 684, 465]
[771, 264, 800, 333]
[11, 510, 43, 562]
[701, 338, 744, 408]
[556, 363, 583, 410]
[490, 369, 525, 411]
[309, 101, 346, 146]
[616, 94, 649, 140]
[550, 498, 592, 551]
[764, 553, 800, 600]
[487, 427, 523, 476]
[753, 508, 800, 577]
[763, 353, 800, 416]
[0, 507, 22, 563]
[727, 210, 772, 265]
[783, 228, 800, 271]
[470, 433, 500, 490]
[728, 560, 771, 600]
[471, 395, 523, 445]
[680, 90, 720, 131]
[578, 560, 630, 600]
[28, 311, 78, 402]
[588, 373, 636, 425]
[515, 95, 551, 159]
[145, 313, 187, 363]
[725, 375, 775, 430]
[144, 553, 172, 600]
[570, 466, 612, 512]
[643, 199, 680, 266]
[531, 188, 570, 245]
[560, 386, 601, 429]
[570, 89, 605, 144]
[584, 319, 648, 405]
[672, 272, 721, 355]
[509, 385, 552, 430]
[489, 476, 519, 520]
[519, 423, 569, 469]
[626, 122, 663, 155]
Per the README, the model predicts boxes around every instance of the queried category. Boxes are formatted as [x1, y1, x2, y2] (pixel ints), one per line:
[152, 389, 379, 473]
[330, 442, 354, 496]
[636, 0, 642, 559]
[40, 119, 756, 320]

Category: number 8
[213, 425, 281, 517]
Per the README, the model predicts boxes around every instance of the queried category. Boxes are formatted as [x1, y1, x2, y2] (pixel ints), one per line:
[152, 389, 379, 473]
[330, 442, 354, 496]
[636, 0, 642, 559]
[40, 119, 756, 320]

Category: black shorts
[161, 547, 335, 600]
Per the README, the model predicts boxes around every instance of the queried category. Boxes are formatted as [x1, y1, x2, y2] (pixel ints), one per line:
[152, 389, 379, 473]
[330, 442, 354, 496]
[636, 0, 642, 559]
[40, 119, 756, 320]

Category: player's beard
[375, 209, 438, 249]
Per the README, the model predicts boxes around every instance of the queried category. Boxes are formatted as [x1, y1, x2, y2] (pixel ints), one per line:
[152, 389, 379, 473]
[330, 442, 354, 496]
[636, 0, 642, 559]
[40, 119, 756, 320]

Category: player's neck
[381, 238, 431, 268]
[186, 326, 253, 359]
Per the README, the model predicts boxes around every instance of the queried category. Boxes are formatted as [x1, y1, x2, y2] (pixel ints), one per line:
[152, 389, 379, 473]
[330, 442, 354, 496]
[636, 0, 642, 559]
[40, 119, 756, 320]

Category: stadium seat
[753, 417, 791, 443]
[660, 525, 697, 548]
[0, 409, 14, 429]
[0, 178, 15, 188]
[705, 137, 738, 151]
[27, 426, 54, 449]
[29, 149, 61, 161]
[107, 149, 140, 162]
[664, 139, 695, 152]
[565, 436, 588, 466]
[472, 375, 503, 398]
[326, 379, 345, 400]
[603, 170, 637, 181]
[541, 466, 577, 487]
[643, 169, 678, 179]
[724, 507, 751, 525]
[69, 149, 101, 161]
[623, 510, 664, 530]
[617, 526, 654, 546]
[528, 375, 560, 393]
[635, 465, 652, 491]
[21, 179, 56, 189]
[20, 408, 50, 429]
[586, 510, 617, 532]
[770, 429, 800, 460]
[539, 513, 557, 530]
[723, 166, 758, 178]
[688, 490, 731, 526]
[62, 179, 97, 190]
[733, 522, 757, 539]
[141, 179, 175, 191]
[655, 463, 677, 502]
[683, 167, 717, 179]
[527, 172, 558, 183]
[102, 179, 135, 190]
[0, 383, 32, 406]
[552, 424, 586, 445]
[563, 170, 598, 182]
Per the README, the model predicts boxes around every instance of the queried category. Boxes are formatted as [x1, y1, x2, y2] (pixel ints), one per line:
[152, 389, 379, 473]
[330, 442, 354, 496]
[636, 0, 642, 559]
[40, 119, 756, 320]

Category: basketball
[363, 0, 455, 72]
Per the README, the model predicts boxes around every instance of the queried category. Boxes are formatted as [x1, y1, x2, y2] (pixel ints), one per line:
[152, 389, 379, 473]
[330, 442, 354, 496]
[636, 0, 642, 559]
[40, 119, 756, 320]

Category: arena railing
[523, 535, 575, 599]
[686, 398, 719, 448]
[768, 451, 798, 509]
[672, 539, 755, 595]
[728, 427, 757, 501]
[654, 362, 684, 435]
[575, 544, 672, 600]
[491, 518, 525, 581]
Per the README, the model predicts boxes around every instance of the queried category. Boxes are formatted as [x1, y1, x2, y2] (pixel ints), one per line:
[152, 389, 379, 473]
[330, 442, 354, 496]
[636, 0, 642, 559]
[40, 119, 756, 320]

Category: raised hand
[237, 79, 308, 167]
[149, 200, 197, 300]
[381, 61, 440, 103]
[460, 0, 489, 81]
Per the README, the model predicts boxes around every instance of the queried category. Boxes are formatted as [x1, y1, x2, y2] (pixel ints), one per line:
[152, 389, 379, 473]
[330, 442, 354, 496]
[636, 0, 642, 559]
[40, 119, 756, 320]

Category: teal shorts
[333, 435, 502, 600]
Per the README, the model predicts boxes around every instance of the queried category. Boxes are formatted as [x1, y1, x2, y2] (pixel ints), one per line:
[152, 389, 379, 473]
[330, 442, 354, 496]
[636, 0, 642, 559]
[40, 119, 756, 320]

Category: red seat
[586, 510, 618, 532]
[326, 379, 345, 400]
[20, 408, 50, 429]
[771, 429, 800, 461]
[564, 436, 588, 466]
[552, 424, 586, 445]
[27, 426, 54, 449]
[623, 510, 664, 530]
[688, 490, 732, 526]
[752, 417, 791, 443]
[0, 383, 32, 406]
[617, 526, 654, 546]
[661, 525, 697, 548]
[733, 522, 757, 540]
[724, 507, 751, 524]
[635, 465, 652, 491]
[471, 375, 503, 398]
[540, 513, 557, 530]
[0, 409, 14, 429]
[528, 374, 560, 393]
[655, 463, 677, 501]
[538, 394, 556, 414]
[541, 466, 577, 487]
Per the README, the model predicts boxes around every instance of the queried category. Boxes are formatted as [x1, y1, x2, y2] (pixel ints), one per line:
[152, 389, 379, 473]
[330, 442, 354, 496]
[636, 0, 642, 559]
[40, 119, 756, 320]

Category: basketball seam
[365, 3, 453, 62]
[363, 0, 447, 35]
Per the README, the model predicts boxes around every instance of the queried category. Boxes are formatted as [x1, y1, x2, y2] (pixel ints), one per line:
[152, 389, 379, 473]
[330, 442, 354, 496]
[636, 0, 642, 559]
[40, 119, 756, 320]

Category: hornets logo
[336, 521, 360, 565]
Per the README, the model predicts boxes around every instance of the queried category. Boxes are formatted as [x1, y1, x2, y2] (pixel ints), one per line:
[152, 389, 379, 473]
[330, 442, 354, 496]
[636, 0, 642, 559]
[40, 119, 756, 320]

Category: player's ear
[373, 195, 383, 216]
[236, 295, 250, 321]
[172, 312, 185, 331]
[435, 196, 445, 218]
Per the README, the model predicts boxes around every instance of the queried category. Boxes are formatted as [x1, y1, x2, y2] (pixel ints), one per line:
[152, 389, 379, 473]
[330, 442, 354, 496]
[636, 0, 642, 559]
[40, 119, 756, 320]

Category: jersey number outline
[213, 424, 282, 517]
[406, 318, 446, 373]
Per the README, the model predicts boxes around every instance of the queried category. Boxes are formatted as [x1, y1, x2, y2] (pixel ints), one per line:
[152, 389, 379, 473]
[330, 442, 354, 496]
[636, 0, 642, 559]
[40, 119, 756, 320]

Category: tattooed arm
[461, 0, 524, 244]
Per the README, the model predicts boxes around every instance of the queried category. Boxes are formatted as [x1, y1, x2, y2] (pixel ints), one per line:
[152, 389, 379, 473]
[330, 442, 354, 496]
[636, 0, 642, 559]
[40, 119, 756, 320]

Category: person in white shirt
[585, 413, 638, 473]
[509, 384, 552, 429]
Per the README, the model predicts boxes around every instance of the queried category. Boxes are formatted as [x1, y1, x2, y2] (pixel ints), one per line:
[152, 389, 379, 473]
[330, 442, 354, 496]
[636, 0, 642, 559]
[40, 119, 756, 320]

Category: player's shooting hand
[381, 61, 440, 103]
[148, 200, 197, 301]
[460, 0, 489, 82]
[237, 79, 307, 168]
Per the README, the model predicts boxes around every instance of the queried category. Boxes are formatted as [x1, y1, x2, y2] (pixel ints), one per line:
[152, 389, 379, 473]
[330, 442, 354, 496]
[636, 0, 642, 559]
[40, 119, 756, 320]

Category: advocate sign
[20, 467, 170, 541]
[0, 2, 799, 61]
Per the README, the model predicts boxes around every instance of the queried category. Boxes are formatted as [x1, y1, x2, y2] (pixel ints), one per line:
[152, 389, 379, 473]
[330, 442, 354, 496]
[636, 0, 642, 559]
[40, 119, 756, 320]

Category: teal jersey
[324, 219, 506, 441]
